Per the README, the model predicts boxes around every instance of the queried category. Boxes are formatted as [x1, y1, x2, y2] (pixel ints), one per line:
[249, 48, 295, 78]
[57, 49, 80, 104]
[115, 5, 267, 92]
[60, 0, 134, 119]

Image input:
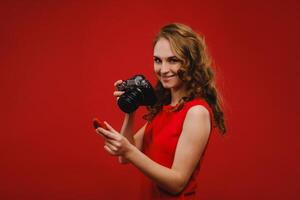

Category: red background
[1, 0, 299, 199]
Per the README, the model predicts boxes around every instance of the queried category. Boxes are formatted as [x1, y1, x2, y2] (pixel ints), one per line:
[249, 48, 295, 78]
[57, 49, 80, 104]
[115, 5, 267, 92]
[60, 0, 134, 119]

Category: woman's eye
[169, 58, 179, 63]
[154, 58, 161, 64]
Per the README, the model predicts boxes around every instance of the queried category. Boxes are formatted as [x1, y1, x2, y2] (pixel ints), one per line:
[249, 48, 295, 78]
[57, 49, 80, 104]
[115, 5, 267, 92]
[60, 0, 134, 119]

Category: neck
[170, 86, 187, 106]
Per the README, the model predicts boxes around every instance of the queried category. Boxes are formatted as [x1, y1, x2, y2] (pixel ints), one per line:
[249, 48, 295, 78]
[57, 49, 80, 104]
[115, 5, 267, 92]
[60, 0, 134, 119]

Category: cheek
[153, 64, 160, 75]
[171, 64, 181, 74]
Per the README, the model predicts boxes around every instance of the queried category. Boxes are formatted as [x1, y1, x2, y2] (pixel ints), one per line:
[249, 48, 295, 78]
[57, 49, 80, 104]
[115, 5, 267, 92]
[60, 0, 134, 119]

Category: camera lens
[116, 74, 157, 113]
[117, 90, 142, 113]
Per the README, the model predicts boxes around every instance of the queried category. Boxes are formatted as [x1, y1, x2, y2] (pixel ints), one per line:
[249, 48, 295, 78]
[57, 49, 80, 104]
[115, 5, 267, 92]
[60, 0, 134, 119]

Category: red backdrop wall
[1, 0, 299, 199]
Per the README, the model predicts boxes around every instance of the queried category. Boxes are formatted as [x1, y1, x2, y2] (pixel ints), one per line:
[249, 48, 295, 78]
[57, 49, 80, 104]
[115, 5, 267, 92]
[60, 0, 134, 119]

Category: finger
[105, 142, 118, 151]
[113, 91, 125, 97]
[95, 128, 105, 137]
[114, 80, 123, 87]
[104, 145, 117, 155]
[95, 129, 105, 138]
[105, 138, 120, 147]
[95, 129, 112, 142]
[97, 127, 118, 140]
[103, 121, 118, 133]
[96, 128, 108, 138]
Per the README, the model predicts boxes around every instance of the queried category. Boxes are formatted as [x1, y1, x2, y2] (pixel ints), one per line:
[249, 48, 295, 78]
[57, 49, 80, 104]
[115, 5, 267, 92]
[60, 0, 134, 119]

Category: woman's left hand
[95, 121, 133, 157]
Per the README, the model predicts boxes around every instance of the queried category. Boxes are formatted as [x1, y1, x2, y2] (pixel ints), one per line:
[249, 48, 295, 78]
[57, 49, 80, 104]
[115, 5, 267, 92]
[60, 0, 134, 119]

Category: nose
[160, 61, 170, 74]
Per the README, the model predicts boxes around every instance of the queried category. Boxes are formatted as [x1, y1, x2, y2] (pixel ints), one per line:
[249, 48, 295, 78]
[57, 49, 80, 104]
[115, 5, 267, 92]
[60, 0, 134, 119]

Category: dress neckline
[162, 97, 206, 112]
[163, 103, 179, 112]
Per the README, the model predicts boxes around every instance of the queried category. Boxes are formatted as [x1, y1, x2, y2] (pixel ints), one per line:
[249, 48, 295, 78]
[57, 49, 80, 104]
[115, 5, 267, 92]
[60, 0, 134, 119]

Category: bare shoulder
[171, 105, 212, 185]
[183, 105, 211, 134]
[186, 105, 210, 120]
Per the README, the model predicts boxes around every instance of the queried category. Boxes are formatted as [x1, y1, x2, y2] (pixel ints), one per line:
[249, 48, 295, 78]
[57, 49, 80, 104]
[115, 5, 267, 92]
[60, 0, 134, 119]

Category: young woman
[96, 23, 226, 199]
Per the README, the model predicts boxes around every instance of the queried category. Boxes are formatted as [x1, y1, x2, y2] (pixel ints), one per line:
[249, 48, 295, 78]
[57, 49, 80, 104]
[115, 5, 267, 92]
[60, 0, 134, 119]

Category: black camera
[116, 74, 157, 113]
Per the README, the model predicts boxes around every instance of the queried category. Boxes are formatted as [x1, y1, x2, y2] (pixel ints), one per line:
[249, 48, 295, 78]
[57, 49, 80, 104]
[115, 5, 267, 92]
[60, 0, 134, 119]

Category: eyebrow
[153, 55, 178, 59]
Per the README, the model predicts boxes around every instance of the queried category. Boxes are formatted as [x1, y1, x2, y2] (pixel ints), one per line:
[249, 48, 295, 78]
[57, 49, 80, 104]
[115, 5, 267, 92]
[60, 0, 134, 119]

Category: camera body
[116, 74, 157, 113]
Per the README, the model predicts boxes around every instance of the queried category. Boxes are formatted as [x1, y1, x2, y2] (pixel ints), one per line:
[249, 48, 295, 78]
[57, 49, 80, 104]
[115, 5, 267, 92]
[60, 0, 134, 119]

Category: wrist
[125, 112, 135, 118]
[124, 143, 137, 161]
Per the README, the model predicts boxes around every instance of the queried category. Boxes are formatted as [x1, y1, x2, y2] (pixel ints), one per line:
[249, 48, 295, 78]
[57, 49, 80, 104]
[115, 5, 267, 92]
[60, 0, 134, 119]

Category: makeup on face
[153, 56, 181, 76]
[153, 38, 184, 89]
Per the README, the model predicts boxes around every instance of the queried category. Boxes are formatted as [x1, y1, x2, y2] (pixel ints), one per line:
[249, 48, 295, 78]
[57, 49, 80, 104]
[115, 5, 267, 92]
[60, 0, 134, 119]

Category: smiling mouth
[161, 75, 176, 82]
[161, 75, 176, 78]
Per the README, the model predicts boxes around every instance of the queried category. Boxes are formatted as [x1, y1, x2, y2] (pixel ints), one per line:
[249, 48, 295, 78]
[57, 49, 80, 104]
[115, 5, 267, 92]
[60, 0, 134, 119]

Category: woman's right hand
[113, 80, 125, 101]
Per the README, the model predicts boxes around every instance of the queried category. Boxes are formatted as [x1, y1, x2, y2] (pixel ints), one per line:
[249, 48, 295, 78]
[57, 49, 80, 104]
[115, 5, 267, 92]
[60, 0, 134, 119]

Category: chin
[161, 82, 176, 89]
[161, 82, 185, 92]
[162, 85, 172, 89]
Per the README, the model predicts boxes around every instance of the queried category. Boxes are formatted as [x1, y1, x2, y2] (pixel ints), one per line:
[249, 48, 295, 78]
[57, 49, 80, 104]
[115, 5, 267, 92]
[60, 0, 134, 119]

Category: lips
[161, 74, 176, 78]
[161, 75, 175, 81]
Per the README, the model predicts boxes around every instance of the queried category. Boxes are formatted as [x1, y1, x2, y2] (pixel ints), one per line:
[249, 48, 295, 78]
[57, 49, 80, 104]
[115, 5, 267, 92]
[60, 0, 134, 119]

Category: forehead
[153, 38, 175, 58]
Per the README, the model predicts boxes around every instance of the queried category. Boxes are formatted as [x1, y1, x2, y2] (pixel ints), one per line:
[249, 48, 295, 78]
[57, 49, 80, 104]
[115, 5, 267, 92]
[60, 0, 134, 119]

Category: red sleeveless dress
[140, 98, 214, 199]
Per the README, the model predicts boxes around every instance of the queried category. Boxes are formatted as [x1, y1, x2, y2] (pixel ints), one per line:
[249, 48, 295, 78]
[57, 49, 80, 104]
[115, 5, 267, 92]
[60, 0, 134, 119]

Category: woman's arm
[118, 113, 147, 164]
[127, 105, 211, 194]
[113, 79, 147, 163]
[98, 105, 211, 194]
[119, 113, 135, 145]
[119, 113, 147, 150]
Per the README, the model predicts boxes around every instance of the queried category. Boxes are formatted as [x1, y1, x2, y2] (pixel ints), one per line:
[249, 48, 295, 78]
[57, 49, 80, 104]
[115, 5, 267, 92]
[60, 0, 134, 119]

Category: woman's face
[153, 38, 183, 90]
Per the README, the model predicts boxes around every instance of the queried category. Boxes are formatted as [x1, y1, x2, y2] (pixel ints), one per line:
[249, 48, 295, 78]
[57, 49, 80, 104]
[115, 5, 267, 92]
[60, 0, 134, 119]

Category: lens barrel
[116, 74, 157, 113]
[117, 90, 141, 113]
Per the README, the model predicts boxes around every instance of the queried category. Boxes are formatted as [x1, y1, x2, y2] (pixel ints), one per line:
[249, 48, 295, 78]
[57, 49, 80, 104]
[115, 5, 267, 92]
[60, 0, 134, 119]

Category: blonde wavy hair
[143, 23, 226, 134]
